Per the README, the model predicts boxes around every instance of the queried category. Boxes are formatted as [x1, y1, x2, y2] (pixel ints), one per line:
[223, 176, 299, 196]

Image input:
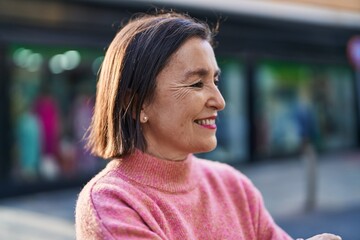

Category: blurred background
[0, 0, 359, 239]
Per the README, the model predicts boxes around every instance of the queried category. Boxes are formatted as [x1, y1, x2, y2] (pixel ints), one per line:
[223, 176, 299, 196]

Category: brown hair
[87, 11, 217, 159]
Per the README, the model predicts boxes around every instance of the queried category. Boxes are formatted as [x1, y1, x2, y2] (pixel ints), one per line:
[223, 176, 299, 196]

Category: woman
[76, 12, 341, 240]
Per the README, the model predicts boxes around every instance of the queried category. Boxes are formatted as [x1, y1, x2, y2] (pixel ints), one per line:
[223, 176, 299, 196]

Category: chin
[196, 141, 217, 154]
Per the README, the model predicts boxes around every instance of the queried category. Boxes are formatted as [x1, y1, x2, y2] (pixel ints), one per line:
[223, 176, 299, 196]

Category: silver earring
[143, 116, 148, 122]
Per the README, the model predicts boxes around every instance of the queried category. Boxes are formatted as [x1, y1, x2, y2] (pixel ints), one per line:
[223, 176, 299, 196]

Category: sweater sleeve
[240, 174, 293, 240]
[75, 182, 162, 240]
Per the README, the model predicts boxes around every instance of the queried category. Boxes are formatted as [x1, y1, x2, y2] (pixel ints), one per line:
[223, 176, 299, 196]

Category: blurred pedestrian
[294, 86, 319, 211]
[75, 11, 341, 240]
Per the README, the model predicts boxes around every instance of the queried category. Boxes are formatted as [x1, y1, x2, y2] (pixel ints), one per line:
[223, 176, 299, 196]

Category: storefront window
[198, 58, 248, 163]
[254, 61, 358, 158]
[8, 44, 104, 182]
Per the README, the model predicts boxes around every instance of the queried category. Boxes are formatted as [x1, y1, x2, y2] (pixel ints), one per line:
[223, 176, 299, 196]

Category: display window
[198, 58, 249, 163]
[8, 44, 105, 182]
[254, 60, 358, 158]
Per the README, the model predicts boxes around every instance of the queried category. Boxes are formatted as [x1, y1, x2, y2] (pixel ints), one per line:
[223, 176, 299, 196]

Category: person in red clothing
[76, 11, 341, 240]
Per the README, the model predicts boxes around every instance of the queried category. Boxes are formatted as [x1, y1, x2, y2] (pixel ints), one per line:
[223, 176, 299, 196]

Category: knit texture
[75, 150, 293, 240]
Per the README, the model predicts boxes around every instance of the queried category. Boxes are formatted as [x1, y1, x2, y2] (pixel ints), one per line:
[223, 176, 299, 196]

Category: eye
[214, 79, 219, 87]
[190, 81, 204, 88]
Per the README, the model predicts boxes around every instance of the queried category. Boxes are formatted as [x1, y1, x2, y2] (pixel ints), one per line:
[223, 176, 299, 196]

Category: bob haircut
[87, 11, 217, 159]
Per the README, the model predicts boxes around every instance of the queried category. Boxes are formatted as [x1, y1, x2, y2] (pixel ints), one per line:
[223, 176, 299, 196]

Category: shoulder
[75, 164, 110, 238]
[76, 160, 140, 211]
[75, 160, 164, 239]
[75, 160, 150, 239]
[75, 160, 136, 238]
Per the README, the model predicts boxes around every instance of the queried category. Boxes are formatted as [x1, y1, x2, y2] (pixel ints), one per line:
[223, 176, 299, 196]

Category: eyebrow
[183, 68, 221, 82]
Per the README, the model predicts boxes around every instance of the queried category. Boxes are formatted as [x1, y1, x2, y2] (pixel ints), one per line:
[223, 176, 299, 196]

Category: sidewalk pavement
[0, 151, 359, 239]
[0, 189, 77, 240]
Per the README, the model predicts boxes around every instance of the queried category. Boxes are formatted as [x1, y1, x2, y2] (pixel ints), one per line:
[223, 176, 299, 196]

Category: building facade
[0, 0, 359, 196]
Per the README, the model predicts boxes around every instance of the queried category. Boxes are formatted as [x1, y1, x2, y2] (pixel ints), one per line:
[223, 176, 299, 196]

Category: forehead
[159, 37, 218, 82]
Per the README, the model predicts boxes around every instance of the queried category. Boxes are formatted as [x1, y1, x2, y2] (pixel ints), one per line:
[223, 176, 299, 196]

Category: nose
[206, 85, 226, 111]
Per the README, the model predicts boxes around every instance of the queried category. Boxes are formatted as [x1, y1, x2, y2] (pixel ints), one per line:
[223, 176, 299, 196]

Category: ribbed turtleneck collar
[107, 150, 200, 193]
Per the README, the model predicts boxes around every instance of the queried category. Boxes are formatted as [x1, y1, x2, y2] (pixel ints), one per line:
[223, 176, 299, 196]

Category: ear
[140, 110, 148, 123]
[139, 98, 151, 123]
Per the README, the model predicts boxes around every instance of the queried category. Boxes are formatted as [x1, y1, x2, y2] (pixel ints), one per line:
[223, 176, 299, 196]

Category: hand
[296, 233, 342, 240]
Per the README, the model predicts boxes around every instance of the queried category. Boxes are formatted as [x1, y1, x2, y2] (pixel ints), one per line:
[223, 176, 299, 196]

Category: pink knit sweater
[75, 151, 292, 240]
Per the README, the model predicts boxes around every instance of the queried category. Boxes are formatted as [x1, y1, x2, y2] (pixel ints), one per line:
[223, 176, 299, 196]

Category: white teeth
[195, 119, 215, 125]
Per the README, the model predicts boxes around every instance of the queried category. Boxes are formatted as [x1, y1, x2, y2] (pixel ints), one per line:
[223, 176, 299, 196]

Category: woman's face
[141, 37, 225, 161]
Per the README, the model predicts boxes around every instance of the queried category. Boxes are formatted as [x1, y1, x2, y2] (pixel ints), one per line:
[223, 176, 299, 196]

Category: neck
[144, 148, 188, 162]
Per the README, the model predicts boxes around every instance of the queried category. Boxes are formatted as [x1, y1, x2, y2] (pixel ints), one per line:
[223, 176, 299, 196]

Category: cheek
[149, 91, 203, 124]
[177, 105, 197, 122]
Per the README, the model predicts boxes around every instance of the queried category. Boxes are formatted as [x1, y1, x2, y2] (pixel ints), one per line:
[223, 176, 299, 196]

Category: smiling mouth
[194, 118, 217, 130]
[194, 119, 216, 125]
